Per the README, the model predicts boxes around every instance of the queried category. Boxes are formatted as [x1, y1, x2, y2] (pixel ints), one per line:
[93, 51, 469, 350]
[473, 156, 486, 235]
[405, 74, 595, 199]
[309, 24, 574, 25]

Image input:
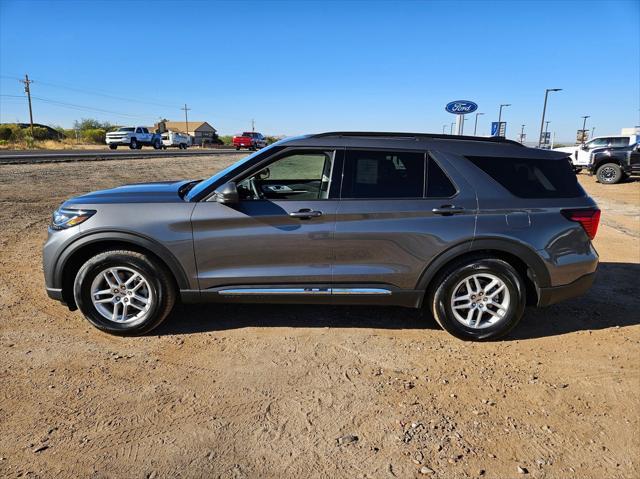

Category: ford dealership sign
[445, 100, 478, 114]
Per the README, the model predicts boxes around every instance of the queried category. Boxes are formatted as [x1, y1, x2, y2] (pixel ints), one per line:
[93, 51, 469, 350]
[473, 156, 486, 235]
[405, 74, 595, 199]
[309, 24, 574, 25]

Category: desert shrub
[81, 128, 106, 144]
[32, 126, 50, 141]
[0, 126, 11, 141]
[218, 135, 234, 145]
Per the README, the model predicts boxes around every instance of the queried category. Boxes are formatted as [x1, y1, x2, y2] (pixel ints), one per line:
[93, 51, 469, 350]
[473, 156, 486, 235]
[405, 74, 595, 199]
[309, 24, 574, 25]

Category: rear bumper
[537, 271, 596, 307]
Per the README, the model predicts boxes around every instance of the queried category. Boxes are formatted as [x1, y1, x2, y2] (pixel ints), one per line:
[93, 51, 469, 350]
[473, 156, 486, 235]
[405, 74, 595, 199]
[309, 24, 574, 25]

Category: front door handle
[289, 209, 323, 219]
[432, 205, 467, 215]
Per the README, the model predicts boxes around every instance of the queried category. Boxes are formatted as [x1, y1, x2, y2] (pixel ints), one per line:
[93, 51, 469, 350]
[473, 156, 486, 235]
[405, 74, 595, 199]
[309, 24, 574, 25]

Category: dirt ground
[0, 155, 638, 479]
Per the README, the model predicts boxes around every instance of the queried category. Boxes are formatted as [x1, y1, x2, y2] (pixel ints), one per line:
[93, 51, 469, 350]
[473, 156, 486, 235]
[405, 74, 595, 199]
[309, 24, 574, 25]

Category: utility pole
[520, 124, 525, 143]
[181, 104, 191, 136]
[580, 115, 590, 145]
[19, 74, 34, 137]
[538, 88, 562, 147]
[591, 126, 596, 139]
[251, 119, 255, 132]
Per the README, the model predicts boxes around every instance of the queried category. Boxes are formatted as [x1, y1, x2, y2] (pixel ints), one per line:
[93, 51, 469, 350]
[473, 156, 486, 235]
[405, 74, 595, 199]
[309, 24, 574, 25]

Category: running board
[218, 287, 391, 296]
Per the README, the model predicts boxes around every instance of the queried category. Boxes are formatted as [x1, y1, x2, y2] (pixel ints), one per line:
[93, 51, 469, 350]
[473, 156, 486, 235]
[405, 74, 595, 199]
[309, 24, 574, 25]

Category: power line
[1, 74, 181, 110]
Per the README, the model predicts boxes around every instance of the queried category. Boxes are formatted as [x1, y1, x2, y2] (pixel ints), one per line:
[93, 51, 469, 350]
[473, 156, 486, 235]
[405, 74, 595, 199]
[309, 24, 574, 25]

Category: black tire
[129, 138, 138, 150]
[427, 257, 526, 341]
[153, 139, 162, 150]
[596, 163, 622, 184]
[73, 250, 176, 336]
[109, 144, 117, 150]
[235, 146, 240, 151]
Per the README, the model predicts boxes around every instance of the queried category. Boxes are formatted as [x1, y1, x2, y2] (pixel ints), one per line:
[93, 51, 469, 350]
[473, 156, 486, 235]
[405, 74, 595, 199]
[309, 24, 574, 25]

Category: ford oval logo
[445, 100, 478, 114]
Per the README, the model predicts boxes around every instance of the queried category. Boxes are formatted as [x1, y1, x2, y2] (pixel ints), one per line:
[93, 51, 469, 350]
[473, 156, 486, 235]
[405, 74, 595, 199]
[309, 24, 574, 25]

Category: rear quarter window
[467, 156, 584, 198]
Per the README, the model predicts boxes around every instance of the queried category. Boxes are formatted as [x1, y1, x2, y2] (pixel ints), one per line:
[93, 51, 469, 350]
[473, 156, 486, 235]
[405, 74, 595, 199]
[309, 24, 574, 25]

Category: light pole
[591, 126, 596, 140]
[520, 124, 525, 143]
[498, 103, 510, 124]
[543, 121, 551, 148]
[473, 112, 484, 136]
[442, 124, 447, 134]
[538, 88, 562, 147]
[450, 122, 455, 135]
[580, 115, 590, 144]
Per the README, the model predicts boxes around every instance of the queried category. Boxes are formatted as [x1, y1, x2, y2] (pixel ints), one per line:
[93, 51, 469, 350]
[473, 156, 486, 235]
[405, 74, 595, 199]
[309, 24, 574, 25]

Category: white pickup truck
[106, 126, 163, 150]
[161, 131, 191, 149]
[554, 134, 639, 171]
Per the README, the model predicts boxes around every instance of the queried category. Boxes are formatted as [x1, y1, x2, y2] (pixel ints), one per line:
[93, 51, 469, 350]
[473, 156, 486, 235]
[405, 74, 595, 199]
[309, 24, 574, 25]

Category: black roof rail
[311, 131, 525, 147]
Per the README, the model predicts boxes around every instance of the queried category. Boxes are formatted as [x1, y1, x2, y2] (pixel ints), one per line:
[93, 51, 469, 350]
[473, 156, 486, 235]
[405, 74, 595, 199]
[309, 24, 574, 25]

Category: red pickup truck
[233, 132, 267, 151]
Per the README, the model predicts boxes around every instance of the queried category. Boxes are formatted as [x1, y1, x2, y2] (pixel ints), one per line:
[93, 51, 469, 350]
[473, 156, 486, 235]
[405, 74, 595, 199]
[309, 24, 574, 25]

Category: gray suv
[43, 132, 600, 340]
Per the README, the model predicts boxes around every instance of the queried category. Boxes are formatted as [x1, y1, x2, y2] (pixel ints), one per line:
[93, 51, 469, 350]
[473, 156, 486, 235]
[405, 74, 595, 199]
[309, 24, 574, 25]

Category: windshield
[185, 143, 280, 201]
[118, 127, 135, 132]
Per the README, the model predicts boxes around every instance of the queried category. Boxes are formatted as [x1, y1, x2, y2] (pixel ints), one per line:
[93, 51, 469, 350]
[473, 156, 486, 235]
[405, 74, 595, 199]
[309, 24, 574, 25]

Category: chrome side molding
[218, 287, 391, 296]
[331, 288, 391, 295]
[219, 288, 330, 296]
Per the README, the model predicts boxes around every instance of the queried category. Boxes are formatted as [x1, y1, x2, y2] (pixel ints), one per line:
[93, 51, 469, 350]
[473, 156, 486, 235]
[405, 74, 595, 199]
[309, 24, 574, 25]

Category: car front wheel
[73, 250, 175, 335]
[428, 257, 525, 341]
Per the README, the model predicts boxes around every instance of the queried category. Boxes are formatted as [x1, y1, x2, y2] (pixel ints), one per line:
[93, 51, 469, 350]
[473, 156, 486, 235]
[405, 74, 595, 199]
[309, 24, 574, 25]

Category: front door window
[237, 152, 334, 201]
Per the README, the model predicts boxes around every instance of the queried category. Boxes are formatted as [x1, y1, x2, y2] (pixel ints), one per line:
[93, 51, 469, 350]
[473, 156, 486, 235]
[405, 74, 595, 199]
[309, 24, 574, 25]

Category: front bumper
[537, 271, 596, 307]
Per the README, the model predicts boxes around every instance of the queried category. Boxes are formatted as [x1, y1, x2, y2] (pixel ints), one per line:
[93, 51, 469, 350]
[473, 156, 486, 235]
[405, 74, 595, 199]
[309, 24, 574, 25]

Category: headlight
[51, 208, 95, 230]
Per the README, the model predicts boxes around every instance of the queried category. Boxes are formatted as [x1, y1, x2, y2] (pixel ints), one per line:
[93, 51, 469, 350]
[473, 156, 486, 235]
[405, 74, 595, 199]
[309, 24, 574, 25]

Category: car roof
[277, 132, 569, 160]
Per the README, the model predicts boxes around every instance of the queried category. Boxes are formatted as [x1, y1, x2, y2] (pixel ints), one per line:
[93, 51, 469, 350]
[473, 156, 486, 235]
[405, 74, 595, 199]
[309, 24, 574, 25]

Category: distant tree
[218, 135, 234, 145]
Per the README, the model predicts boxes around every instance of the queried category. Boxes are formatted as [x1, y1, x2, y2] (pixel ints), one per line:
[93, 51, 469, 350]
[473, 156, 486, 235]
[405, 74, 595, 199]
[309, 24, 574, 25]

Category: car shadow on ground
[154, 262, 640, 340]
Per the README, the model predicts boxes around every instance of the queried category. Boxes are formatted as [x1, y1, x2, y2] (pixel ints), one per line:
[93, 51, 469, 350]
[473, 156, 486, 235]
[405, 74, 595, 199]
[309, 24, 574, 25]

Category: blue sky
[1, 0, 638, 142]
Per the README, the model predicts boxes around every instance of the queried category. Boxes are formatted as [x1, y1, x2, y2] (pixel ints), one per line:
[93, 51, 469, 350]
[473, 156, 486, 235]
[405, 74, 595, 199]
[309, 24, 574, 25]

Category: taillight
[562, 208, 601, 240]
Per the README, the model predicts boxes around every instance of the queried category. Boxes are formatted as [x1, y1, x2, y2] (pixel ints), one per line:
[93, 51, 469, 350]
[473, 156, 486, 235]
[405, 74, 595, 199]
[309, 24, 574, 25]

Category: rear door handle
[432, 205, 467, 215]
[289, 209, 323, 219]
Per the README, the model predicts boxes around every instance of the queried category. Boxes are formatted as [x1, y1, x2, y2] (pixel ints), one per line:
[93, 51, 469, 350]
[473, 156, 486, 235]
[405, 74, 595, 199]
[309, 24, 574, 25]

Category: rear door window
[610, 137, 629, 147]
[342, 150, 425, 198]
[426, 156, 457, 197]
[467, 156, 584, 198]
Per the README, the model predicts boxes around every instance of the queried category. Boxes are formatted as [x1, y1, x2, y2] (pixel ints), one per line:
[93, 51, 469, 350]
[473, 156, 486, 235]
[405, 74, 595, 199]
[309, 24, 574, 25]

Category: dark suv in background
[588, 142, 640, 184]
[43, 132, 600, 341]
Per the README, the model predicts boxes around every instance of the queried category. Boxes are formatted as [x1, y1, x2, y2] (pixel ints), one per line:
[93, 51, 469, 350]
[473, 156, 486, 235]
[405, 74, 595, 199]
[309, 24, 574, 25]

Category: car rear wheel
[109, 144, 117, 150]
[129, 138, 138, 150]
[153, 139, 162, 149]
[73, 250, 175, 335]
[428, 257, 525, 341]
[596, 163, 622, 184]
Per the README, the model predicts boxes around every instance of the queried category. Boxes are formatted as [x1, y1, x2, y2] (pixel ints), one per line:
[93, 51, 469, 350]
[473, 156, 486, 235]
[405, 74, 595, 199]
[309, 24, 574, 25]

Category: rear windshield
[241, 132, 254, 137]
[117, 127, 135, 132]
[467, 156, 584, 198]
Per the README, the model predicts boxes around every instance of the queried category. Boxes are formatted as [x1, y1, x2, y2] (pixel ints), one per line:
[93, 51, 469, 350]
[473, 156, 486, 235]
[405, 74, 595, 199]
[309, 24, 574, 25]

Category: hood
[553, 146, 579, 154]
[64, 180, 192, 205]
[107, 130, 131, 136]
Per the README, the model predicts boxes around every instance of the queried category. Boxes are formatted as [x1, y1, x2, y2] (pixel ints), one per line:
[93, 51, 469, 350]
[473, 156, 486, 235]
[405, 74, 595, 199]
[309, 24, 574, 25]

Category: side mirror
[213, 181, 239, 204]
